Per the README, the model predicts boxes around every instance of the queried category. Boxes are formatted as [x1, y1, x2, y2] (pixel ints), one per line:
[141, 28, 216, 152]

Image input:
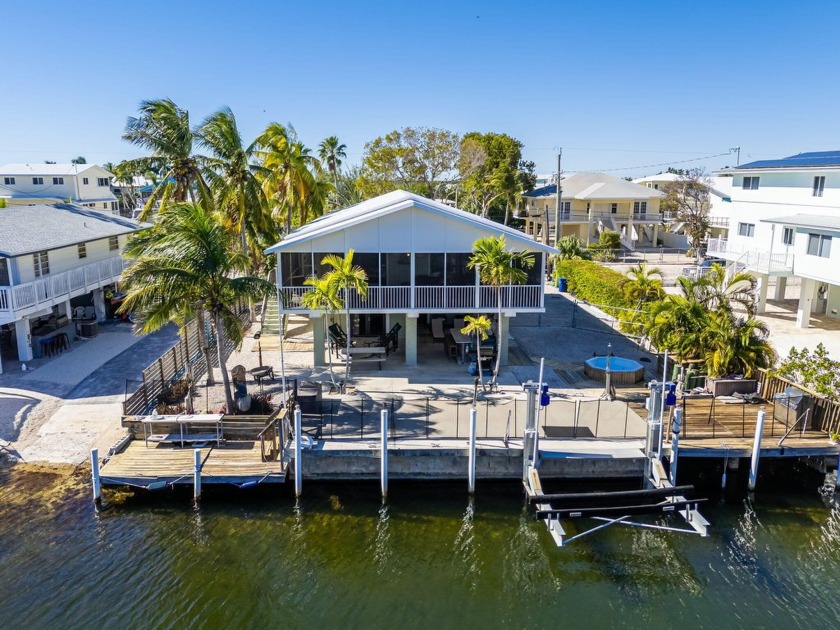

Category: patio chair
[379, 322, 402, 355]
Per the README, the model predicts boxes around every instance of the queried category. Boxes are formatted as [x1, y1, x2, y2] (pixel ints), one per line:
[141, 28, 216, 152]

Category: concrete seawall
[300, 440, 646, 481]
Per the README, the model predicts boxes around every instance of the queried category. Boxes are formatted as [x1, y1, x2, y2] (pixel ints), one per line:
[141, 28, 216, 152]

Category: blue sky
[1, 0, 838, 177]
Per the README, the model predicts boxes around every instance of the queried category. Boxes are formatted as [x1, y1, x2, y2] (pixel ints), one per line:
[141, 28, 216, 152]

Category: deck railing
[0, 257, 126, 315]
[707, 237, 794, 274]
[279, 284, 544, 312]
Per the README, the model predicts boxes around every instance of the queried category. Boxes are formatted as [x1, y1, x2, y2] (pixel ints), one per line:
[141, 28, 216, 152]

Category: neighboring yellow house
[521, 172, 665, 249]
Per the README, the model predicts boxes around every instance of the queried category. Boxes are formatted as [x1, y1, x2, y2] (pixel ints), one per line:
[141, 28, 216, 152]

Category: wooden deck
[624, 393, 838, 458]
[100, 440, 287, 487]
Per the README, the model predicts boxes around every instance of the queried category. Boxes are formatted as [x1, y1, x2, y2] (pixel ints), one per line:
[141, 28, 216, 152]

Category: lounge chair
[431, 318, 445, 341]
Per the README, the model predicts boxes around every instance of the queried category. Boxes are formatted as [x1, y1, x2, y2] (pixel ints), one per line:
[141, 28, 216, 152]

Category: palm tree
[318, 136, 347, 191]
[622, 262, 664, 308]
[122, 99, 211, 219]
[321, 249, 368, 392]
[118, 202, 274, 411]
[646, 296, 709, 361]
[555, 235, 590, 261]
[195, 107, 270, 270]
[695, 264, 757, 315]
[468, 236, 535, 385]
[702, 312, 776, 377]
[461, 315, 492, 391]
[301, 275, 343, 391]
[255, 123, 323, 235]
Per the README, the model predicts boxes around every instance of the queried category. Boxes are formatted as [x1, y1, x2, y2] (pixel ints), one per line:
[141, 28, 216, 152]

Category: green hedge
[554, 260, 632, 311]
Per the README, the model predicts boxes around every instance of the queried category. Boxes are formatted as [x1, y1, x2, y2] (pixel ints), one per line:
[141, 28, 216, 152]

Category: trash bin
[773, 386, 814, 429]
[297, 381, 323, 414]
[556, 277, 568, 292]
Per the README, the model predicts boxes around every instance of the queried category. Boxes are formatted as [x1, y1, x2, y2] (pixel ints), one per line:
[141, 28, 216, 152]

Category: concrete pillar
[773, 276, 787, 301]
[796, 278, 816, 329]
[311, 313, 325, 367]
[498, 313, 511, 366]
[15, 317, 33, 361]
[652, 223, 659, 247]
[826, 284, 840, 319]
[405, 314, 418, 366]
[755, 274, 769, 315]
[92, 289, 106, 322]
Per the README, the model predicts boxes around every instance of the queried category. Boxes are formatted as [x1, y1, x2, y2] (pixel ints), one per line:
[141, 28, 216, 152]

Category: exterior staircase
[262, 293, 281, 336]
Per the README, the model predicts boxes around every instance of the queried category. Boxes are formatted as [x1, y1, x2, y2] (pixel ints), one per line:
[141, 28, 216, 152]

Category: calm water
[2, 463, 840, 629]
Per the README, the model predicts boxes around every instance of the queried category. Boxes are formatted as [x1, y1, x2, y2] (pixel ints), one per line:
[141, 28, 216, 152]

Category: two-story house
[0, 163, 119, 213]
[521, 172, 665, 249]
[264, 190, 556, 367]
[0, 203, 146, 372]
[706, 150, 840, 328]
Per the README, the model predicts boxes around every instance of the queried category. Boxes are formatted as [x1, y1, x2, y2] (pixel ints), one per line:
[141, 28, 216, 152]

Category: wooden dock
[100, 441, 287, 487]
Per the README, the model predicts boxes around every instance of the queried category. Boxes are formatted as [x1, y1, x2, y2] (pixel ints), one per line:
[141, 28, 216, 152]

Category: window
[738, 222, 755, 237]
[782, 227, 794, 246]
[52, 177, 64, 185]
[82, 177, 89, 185]
[97, 177, 109, 187]
[108, 236, 119, 251]
[78, 243, 87, 259]
[742, 176, 760, 190]
[414, 254, 444, 286]
[0, 258, 9, 285]
[32, 177, 44, 185]
[560, 201, 571, 219]
[3, 177, 14, 185]
[813, 176, 825, 197]
[807, 234, 832, 258]
[634, 201, 647, 216]
[103, 203, 108, 209]
[33, 251, 49, 277]
[610, 203, 618, 214]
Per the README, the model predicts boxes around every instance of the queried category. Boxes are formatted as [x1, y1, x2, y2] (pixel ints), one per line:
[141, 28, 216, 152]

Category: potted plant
[829, 432, 840, 445]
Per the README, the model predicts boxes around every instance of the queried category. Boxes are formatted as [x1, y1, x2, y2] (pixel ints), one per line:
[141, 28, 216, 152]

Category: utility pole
[730, 146, 741, 166]
[553, 150, 562, 247]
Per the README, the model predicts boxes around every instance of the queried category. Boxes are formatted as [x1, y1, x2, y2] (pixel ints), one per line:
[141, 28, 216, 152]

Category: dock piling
[193, 448, 202, 501]
[90, 448, 102, 508]
[468, 407, 477, 494]
[748, 407, 767, 491]
[381, 409, 388, 501]
[670, 408, 682, 485]
[294, 407, 302, 497]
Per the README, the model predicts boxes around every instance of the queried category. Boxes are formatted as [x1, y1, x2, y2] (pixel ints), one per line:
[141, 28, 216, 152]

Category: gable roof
[0, 163, 110, 176]
[264, 189, 558, 255]
[524, 172, 664, 200]
[761, 214, 840, 233]
[733, 150, 840, 171]
[0, 203, 147, 257]
[632, 173, 681, 184]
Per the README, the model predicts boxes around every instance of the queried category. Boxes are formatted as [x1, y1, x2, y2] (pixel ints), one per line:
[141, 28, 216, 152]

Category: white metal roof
[632, 173, 681, 184]
[0, 163, 109, 176]
[264, 189, 558, 255]
[524, 172, 664, 200]
[761, 214, 840, 232]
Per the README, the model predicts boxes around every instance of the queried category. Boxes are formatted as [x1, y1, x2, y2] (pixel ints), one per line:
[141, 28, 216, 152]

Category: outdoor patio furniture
[431, 318, 445, 341]
[250, 366, 274, 386]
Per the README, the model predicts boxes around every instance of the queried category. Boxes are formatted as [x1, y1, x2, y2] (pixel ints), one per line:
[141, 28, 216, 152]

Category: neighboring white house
[264, 190, 557, 367]
[0, 203, 146, 372]
[0, 163, 119, 213]
[521, 172, 666, 249]
[632, 172, 682, 191]
[706, 150, 840, 328]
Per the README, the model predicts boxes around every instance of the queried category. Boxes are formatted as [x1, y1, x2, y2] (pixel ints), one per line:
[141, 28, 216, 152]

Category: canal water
[2, 462, 840, 629]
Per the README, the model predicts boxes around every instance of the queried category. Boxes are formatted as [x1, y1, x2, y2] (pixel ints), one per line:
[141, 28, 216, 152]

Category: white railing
[708, 216, 729, 228]
[707, 238, 794, 274]
[0, 257, 126, 314]
[278, 284, 544, 312]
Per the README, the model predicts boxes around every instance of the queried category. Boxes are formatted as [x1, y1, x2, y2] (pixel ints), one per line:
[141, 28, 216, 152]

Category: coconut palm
[118, 202, 275, 411]
[622, 262, 664, 308]
[195, 107, 271, 270]
[301, 275, 343, 391]
[694, 263, 757, 315]
[122, 99, 211, 219]
[254, 123, 323, 235]
[321, 249, 368, 392]
[701, 313, 776, 377]
[318, 136, 347, 191]
[468, 236, 535, 385]
[461, 315, 492, 390]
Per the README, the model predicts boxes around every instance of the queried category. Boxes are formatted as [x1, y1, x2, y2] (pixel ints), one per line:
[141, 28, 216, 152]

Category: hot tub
[584, 356, 645, 385]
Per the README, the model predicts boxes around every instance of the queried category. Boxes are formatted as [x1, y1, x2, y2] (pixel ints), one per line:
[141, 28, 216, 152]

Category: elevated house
[0, 203, 146, 372]
[0, 163, 119, 213]
[264, 190, 556, 367]
[521, 172, 665, 249]
[706, 150, 840, 328]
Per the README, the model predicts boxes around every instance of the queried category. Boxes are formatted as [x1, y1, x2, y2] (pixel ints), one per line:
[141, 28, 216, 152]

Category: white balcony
[0, 257, 126, 320]
[706, 238, 794, 275]
[278, 284, 545, 313]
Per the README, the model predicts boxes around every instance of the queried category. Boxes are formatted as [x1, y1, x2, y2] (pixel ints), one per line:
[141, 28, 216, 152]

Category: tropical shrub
[773, 344, 840, 400]
[554, 259, 634, 327]
[588, 230, 620, 261]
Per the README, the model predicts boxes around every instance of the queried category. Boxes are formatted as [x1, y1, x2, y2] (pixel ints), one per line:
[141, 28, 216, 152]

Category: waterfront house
[264, 190, 556, 367]
[706, 150, 840, 328]
[0, 163, 119, 213]
[521, 172, 665, 249]
[0, 203, 146, 372]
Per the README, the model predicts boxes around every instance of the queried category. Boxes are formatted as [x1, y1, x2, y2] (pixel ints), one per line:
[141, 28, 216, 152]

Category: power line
[592, 151, 734, 173]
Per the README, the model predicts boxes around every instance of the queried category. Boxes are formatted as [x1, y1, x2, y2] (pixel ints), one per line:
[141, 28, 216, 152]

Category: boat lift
[523, 380, 709, 547]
